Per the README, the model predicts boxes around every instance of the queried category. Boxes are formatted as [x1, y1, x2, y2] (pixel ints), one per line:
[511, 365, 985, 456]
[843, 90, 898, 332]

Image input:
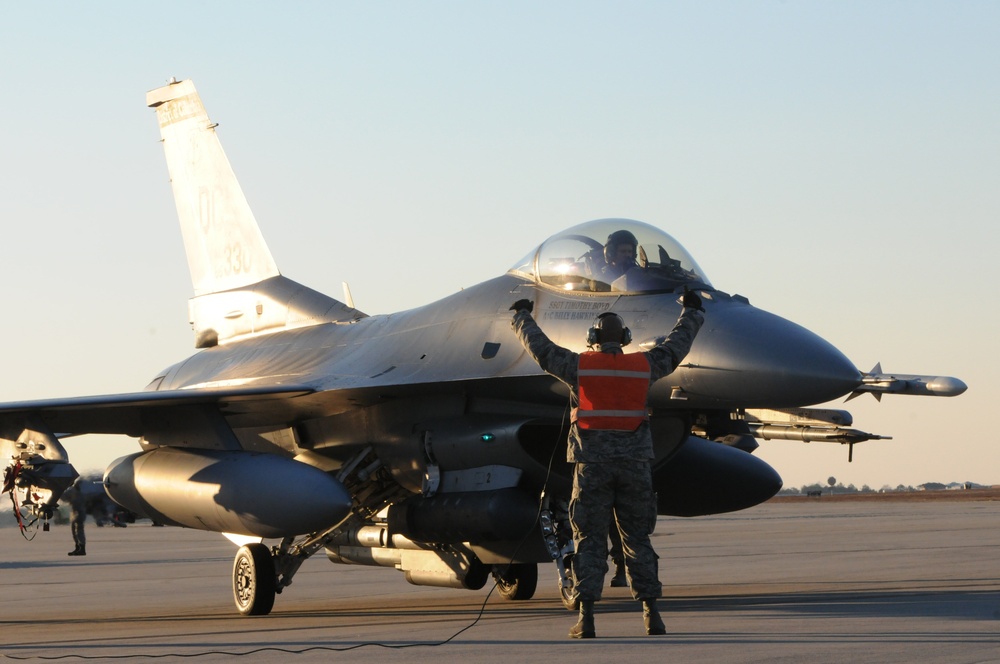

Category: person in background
[62, 477, 87, 556]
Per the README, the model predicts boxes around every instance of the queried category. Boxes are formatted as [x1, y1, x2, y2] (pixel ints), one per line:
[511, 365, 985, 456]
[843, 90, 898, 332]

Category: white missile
[847, 363, 969, 401]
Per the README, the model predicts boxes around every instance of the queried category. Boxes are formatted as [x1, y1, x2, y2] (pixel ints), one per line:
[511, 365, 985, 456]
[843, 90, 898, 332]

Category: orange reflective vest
[573, 352, 651, 431]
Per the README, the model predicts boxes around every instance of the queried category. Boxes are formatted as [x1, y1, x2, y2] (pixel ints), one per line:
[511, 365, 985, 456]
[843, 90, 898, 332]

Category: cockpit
[508, 218, 711, 294]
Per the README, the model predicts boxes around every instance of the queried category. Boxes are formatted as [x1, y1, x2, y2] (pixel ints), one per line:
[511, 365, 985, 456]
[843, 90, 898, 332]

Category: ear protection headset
[586, 312, 632, 347]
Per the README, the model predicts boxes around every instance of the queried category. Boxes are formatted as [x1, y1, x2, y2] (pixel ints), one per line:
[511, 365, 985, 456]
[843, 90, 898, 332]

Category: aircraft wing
[0, 384, 325, 542]
[0, 385, 315, 439]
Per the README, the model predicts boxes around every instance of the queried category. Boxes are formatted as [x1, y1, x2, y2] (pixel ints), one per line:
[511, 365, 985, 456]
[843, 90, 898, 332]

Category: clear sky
[0, 2, 995, 490]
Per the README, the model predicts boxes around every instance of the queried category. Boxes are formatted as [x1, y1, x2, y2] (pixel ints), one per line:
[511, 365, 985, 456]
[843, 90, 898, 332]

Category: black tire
[233, 543, 276, 616]
[492, 563, 538, 601]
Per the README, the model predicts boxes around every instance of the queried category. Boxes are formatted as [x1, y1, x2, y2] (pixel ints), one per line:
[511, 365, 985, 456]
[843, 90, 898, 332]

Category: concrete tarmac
[1, 498, 998, 663]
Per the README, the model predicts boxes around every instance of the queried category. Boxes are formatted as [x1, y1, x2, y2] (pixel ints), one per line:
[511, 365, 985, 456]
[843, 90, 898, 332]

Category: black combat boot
[68, 546, 85, 556]
[569, 600, 596, 639]
[642, 598, 665, 635]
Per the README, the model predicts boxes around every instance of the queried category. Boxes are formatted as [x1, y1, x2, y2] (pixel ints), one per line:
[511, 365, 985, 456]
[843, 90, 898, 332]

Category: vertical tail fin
[147, 79, 364, 348]
[147, 79, 278, 297]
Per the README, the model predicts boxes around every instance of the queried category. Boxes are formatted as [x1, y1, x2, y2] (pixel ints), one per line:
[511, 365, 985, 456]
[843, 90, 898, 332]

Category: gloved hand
[682, 287, 704, 312]
[509, 299, 534, 313]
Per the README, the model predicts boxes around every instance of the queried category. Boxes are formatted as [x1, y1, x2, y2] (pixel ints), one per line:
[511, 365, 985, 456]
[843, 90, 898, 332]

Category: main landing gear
[233, 543, 276, 616]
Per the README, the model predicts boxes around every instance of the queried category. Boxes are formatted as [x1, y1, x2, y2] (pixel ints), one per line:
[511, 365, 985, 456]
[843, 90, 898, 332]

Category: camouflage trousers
[570, 460, 661, 601]
[70, 511, 86, 548]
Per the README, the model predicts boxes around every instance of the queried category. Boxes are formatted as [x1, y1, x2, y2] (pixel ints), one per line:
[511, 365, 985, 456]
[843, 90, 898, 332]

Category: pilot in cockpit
[599, 230, 639, 280]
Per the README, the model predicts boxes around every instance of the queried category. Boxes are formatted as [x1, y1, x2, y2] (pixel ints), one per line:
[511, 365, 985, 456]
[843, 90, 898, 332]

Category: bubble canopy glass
[508, 219, 711, 294]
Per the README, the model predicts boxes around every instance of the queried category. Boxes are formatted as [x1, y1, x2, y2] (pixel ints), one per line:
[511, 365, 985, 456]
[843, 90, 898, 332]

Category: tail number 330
[222, 243, 251, 276]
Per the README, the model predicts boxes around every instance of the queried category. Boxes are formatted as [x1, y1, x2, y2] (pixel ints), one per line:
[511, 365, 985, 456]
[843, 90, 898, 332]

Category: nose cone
[681, 301, 862, 408]
[926, 376, 968, 397]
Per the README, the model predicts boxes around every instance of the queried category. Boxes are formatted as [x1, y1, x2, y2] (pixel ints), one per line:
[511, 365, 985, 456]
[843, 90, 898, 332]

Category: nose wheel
[559, 553, 579, 610]
[233, 543, 276, 616]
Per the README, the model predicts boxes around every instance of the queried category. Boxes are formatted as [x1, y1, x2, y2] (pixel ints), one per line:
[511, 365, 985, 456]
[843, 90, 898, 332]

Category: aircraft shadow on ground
[665, 588, 1000, 621]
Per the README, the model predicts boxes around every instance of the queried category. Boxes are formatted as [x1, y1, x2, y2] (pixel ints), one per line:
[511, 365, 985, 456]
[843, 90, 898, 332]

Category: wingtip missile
[849, 364, 968, 400]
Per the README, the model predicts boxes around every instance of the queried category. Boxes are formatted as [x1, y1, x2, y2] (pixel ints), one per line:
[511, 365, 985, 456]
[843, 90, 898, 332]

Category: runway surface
[2, 498, 998, 663]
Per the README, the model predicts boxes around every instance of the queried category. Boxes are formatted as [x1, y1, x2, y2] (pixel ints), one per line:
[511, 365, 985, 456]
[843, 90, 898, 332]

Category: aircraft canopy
[508, 218, 711, 294]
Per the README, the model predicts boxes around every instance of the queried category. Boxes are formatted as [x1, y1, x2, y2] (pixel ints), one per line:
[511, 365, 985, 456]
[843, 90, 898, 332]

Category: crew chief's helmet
[587, 312, 632, 347]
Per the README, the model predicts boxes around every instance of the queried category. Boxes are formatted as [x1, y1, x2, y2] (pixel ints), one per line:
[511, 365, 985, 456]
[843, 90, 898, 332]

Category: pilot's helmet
[604, 230, 639, 264]
[586, 312, 632, 347]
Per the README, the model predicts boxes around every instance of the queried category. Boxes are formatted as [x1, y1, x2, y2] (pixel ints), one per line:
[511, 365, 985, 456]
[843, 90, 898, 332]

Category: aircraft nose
[682, 301, 862, 407]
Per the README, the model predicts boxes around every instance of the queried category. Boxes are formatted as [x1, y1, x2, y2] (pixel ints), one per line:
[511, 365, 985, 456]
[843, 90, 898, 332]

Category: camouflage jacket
[511, 306, 703, 463]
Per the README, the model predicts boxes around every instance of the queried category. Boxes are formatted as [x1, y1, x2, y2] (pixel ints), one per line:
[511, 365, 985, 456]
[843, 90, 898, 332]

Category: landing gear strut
[538, 491, 578, 611]
[559, 553, 579, 611]
[233, 543, 276, 616]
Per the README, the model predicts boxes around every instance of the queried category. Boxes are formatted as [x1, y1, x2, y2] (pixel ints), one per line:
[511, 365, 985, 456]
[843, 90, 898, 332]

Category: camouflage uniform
[62, 480, 87, 555]
[512, 306, 702, 601]
[608, 510, 626, 585]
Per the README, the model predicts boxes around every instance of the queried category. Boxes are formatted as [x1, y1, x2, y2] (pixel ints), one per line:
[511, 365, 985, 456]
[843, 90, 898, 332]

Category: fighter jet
[0, 79, 966, 616]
